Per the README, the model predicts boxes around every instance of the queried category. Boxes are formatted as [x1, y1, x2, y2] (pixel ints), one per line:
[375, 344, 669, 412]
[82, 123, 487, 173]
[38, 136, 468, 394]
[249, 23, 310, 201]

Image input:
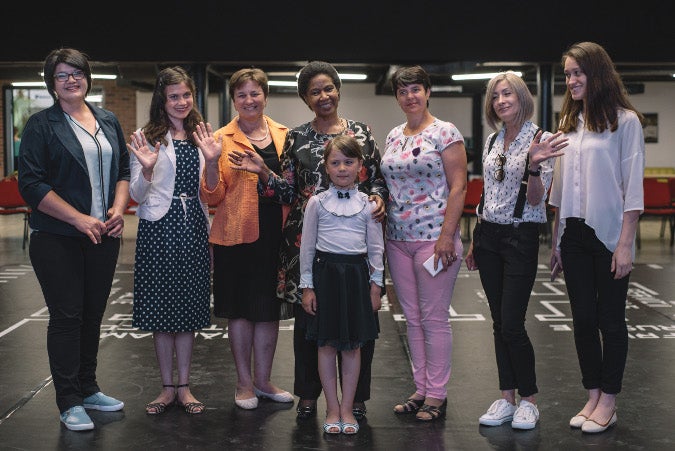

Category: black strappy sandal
[145, 384, 176, 415]
[394, 398, 425, 414]
[416, 399, 447, 421]
[176, 384, 205, 414]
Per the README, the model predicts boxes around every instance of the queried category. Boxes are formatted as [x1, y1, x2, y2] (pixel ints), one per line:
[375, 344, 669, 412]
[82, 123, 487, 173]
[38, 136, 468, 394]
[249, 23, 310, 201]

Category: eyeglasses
[54, 70, 85, 82]
[493, 153, 506, 182]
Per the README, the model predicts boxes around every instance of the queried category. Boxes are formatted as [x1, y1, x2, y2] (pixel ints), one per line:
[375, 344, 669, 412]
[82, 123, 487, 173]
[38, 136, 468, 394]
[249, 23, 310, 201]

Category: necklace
[312, 117, 346, 135]
[242, 119, 269, 142]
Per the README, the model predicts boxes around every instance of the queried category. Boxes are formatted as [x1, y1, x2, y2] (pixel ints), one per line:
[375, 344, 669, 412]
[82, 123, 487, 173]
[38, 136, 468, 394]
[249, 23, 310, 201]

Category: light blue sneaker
[83, 392, 124, 412]
[60, 406, 94, 431]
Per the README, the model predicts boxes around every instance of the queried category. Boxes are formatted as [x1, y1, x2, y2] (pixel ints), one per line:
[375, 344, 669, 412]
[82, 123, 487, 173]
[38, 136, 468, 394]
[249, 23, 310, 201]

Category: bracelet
[528, 166, 541, 177]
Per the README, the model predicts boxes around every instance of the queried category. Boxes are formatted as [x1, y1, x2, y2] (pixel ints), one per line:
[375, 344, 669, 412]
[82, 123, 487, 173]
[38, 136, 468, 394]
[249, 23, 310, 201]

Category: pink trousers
[386, 232, 462, 400]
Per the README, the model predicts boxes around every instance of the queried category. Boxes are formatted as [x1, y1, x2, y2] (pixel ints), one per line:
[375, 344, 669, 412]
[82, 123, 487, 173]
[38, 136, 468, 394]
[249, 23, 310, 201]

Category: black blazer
[18, 102, 130, 237]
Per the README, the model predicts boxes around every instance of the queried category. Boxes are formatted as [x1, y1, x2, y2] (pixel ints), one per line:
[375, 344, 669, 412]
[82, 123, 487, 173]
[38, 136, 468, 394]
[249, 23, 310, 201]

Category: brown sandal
[176, 384, 205, 414]
[394, 398, 424, 414]
[145, 384, 176, 415]
[179, 401, 205, 414]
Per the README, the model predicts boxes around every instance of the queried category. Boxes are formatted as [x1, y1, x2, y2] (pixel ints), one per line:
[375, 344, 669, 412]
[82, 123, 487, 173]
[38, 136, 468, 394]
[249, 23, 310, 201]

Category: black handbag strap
[478, 128, 541, 220]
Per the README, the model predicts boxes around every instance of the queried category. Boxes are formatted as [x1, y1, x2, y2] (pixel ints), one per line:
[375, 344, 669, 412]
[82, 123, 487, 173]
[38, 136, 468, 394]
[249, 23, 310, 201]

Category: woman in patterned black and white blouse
[465, 71, 567, 430]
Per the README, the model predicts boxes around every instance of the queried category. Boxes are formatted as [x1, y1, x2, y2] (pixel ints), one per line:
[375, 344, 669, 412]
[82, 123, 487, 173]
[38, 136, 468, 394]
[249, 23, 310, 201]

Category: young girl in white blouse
[299, 134, 384, 435]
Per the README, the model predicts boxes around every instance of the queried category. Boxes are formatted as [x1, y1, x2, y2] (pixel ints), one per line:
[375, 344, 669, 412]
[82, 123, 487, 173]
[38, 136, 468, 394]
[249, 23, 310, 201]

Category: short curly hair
[297, 61, 341, 106]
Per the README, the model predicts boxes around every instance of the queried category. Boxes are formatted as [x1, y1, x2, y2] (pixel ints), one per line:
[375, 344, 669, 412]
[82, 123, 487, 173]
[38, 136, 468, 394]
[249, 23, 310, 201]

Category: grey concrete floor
[0, 214, 674, 450]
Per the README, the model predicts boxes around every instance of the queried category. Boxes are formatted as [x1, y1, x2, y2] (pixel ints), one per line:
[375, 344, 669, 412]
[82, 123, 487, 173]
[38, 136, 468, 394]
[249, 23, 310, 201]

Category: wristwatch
[528, 166, 541, 177]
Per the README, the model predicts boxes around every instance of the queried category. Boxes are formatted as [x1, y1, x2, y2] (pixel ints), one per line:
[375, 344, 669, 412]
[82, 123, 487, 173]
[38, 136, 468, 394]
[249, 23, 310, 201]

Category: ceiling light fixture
[269, 80, 298, 87]
[451, 71, 523, 81]
[337, 73, 367, 81]
[92, 74, 118, 80]
[11, 82, 46, 87]
[270, 72, 367, 87]
[290, 72, 367, 81]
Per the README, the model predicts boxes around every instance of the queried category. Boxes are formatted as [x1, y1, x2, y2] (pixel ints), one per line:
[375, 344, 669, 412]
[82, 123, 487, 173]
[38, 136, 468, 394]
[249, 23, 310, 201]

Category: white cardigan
[128, 129, 209, 224]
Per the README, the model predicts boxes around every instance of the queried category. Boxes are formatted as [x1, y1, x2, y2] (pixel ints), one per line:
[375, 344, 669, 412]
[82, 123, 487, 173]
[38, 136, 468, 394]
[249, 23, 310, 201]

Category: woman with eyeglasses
[381, 65, 466, 422]
[464, 71, 567, 430]
[18, 47, 129, 431]
[549, 42, 644, 434]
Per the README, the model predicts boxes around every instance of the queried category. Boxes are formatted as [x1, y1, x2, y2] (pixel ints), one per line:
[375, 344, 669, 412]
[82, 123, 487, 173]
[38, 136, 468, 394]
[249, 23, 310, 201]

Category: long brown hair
[143, 66, 204, 147]
[558, 41, 643, 133]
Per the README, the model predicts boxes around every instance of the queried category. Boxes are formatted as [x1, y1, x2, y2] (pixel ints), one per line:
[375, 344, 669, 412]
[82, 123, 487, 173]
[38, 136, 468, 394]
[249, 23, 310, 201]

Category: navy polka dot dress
[132, 140, 211, 332]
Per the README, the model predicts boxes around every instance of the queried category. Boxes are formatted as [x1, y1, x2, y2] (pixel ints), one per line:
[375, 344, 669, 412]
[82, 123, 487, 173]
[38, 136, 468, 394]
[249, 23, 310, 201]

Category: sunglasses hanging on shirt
[493, 153, 506, 182]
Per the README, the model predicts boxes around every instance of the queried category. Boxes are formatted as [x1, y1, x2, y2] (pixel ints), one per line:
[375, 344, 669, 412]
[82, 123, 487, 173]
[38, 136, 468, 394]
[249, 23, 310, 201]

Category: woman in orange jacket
[196, 68, 293, 410]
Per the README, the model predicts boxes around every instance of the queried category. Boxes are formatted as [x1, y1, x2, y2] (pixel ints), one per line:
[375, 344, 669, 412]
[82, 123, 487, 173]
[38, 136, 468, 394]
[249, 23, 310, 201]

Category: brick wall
[0, 80, 137, 177]
[98, 80, 137, 139]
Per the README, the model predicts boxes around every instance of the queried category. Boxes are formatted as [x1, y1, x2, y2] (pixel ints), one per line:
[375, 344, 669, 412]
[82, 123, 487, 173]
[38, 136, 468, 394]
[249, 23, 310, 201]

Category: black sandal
[416, 399, 447, 421]
[145, 384, 176, 415]
[394, 398, 425, 414]
[176, 384, 205, 414]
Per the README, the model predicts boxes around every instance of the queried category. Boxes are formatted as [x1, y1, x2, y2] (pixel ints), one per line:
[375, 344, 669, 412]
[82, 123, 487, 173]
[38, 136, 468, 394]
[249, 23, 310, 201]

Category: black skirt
[212, 201, 282, 322]
[306, 251, 379, 351]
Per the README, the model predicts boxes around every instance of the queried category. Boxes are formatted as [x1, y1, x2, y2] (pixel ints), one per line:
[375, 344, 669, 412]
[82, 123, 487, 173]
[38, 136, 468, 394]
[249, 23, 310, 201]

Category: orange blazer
[201, 115, 289, 246]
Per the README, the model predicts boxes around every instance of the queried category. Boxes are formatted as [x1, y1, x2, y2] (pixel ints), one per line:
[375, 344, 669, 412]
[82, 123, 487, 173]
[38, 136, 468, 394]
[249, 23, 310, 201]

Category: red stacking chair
[0, 176, 32, 249]
[462, 177, 483, 240]
[124, 198, 139, 215]
[638, 178, 675, 248]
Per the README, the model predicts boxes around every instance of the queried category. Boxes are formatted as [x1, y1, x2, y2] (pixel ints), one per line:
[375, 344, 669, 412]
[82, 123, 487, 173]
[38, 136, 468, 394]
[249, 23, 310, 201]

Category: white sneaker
[511, 400, 539, 430]
[479, 399, 517, 426]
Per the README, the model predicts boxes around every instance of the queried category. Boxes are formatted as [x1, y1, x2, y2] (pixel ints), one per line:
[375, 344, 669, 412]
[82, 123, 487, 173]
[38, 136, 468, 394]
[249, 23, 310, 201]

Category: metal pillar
[192, 64, 208, 119]
[471, 92, 483, 176]
[537, 64, 554, 131]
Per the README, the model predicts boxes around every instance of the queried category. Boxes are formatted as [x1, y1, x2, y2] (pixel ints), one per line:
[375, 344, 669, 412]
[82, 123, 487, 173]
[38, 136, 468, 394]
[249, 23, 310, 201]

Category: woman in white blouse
[549, 41, 645, 434]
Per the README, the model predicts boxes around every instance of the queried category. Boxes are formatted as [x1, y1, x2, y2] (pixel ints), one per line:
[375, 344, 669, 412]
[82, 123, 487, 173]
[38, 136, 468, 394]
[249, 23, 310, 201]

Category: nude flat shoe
[581, 411, 617, 434]
[234, 390, 258, 410]
[254, 387, 294, 403]
[569, 413, 588, 428]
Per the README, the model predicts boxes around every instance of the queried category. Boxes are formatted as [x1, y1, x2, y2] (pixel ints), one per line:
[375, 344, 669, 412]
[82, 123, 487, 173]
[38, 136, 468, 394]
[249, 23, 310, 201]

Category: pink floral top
[381, 118, 464, 241]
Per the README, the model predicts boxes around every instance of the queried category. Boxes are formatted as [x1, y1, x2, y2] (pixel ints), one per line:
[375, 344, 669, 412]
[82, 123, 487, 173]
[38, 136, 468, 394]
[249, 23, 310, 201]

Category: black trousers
[561, 218, 629, 394]
[293, 303, 376, 403]
[474, 221, 539, 397]
[29, 231, 120, 413]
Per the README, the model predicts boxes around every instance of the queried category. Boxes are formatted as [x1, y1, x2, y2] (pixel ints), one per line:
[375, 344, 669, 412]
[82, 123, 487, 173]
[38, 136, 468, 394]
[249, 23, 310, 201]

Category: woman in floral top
[382, 65, 467, 422]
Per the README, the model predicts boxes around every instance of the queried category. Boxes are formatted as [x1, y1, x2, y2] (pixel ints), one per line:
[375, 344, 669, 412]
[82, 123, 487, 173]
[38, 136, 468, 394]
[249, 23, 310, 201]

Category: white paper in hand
[423, 254, 444, 277]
